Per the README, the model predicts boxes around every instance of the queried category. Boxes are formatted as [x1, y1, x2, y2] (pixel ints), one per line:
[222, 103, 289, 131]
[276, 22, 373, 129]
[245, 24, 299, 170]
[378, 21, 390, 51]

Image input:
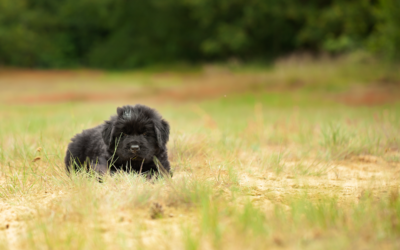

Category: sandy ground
[1, 151, 399, 248]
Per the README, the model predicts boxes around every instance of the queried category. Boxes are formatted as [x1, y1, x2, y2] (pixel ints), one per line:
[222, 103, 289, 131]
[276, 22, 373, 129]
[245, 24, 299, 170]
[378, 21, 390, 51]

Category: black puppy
[65, 104, 171, 177]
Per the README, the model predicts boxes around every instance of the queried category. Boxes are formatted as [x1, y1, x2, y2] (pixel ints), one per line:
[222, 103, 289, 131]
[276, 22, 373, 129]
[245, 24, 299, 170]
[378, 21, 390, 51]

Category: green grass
[0, 58, 400, 249]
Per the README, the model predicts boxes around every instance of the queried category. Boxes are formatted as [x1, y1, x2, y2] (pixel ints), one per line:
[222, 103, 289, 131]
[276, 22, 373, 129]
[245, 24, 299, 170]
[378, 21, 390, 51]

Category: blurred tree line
[0, 0, 399, 68]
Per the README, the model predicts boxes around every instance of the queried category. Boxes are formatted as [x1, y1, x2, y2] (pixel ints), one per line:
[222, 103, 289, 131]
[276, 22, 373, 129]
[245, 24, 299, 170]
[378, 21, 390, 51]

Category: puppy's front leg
[93, 164, 109, 175]
[91, 158, 110, 176]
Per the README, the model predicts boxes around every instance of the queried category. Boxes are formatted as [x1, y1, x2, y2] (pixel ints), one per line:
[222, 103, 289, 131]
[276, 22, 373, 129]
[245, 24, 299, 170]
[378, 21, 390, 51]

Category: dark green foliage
[369, 0, 400, 60]
[0, 0, 398, 68]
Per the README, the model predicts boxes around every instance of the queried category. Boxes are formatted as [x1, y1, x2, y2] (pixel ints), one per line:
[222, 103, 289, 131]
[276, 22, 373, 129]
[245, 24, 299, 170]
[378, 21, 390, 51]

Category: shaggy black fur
[64, 104, 171, 177]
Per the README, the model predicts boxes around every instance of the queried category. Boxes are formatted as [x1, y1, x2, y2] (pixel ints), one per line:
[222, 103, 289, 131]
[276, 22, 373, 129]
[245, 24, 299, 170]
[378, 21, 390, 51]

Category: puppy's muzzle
[130, 145, 140, 153]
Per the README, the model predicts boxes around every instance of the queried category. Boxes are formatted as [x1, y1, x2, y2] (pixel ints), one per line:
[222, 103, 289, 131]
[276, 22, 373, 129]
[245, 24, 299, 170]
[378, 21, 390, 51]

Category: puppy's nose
[130, 145, 140, 151]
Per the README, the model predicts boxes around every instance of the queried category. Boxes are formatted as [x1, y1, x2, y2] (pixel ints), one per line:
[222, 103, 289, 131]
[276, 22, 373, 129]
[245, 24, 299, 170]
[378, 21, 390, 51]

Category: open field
[1, 57, 400, 249]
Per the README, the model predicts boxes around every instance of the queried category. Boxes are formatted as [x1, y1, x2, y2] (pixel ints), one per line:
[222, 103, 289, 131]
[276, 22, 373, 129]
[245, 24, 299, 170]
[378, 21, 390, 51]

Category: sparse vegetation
[0, 59, 399, 249]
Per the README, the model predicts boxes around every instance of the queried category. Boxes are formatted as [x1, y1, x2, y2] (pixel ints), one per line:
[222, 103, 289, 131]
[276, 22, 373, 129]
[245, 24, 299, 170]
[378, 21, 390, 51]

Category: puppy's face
[113, 119, 157, 162]
[102, 105, 170, 163]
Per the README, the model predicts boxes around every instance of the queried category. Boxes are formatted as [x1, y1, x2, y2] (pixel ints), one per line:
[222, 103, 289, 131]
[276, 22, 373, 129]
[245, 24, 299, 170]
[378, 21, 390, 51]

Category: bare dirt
[1, 69, 399, 105]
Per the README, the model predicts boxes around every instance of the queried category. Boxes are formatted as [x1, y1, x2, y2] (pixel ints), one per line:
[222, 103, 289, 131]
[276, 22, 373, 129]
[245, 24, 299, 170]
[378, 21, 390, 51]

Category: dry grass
[0, 57, 400, 249]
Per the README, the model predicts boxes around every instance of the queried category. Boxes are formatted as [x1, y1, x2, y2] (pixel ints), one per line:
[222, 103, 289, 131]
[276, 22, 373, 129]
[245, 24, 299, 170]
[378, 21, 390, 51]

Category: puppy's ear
[101, 120, 115, 149]
[154, 119, 170, 150]
[117, 107, 124, 117]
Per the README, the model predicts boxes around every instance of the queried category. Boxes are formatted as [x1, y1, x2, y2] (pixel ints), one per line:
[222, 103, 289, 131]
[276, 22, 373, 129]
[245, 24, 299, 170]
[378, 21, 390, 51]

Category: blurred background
[0, 0, 399, 104]
[0, 0, 399, 68]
